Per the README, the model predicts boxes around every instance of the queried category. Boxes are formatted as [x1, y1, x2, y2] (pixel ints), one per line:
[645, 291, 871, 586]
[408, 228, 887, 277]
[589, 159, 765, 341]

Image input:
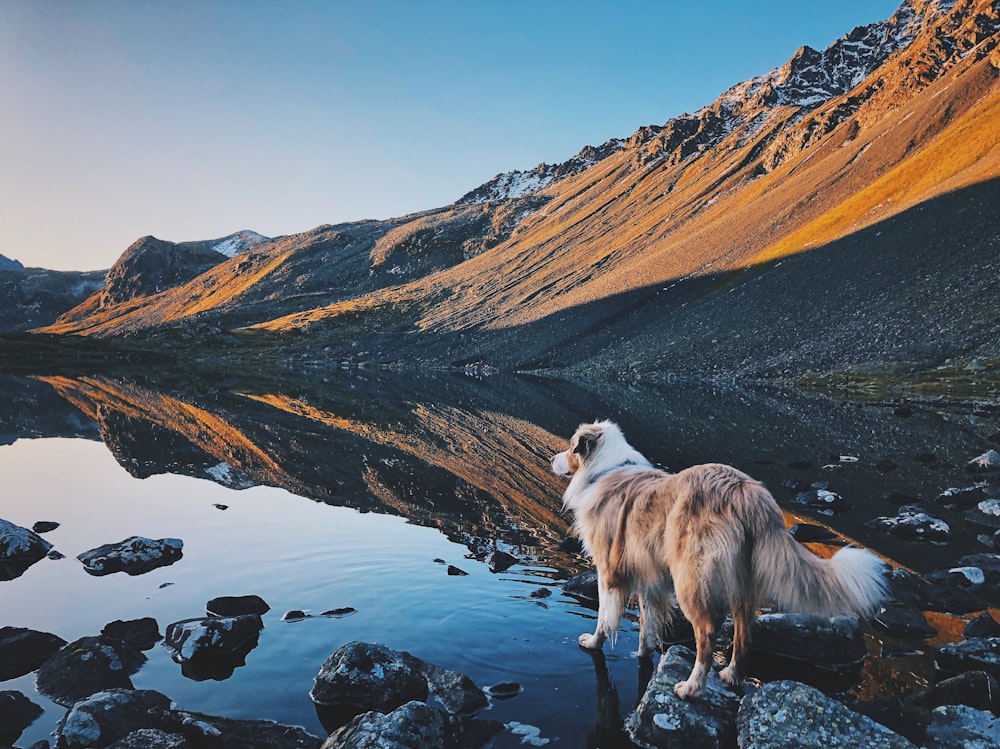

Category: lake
[1, 369, 998, 747]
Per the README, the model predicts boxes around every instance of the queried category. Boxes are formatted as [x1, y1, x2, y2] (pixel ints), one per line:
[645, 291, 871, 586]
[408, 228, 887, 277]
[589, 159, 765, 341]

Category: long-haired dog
[552, 420, 886, 700]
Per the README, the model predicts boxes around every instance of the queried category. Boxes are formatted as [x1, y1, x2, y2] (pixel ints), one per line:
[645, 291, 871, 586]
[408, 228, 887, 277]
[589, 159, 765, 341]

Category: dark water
[1, 370, 998, 747]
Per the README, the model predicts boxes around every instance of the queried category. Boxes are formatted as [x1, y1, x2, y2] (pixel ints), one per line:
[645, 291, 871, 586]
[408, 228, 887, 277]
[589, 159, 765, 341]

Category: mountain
[0, 263, 106, 334]
[30, 0, 1000, 385]
[0, 254, 25, 271]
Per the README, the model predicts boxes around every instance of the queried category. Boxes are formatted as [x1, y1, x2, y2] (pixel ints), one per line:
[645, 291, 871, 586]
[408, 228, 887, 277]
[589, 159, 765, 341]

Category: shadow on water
[1, 367, 998, 746]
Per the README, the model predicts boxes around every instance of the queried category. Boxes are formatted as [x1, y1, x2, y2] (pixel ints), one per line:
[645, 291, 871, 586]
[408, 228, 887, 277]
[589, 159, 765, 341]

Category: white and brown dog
[552, 420, 886, 700]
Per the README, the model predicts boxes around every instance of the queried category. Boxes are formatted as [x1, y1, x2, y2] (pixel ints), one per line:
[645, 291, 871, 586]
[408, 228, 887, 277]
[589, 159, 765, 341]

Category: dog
[551, 420, 886, 700]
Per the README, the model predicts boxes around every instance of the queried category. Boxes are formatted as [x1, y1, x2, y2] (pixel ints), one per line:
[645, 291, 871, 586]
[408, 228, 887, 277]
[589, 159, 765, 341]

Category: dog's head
[551, 420, 626, 478]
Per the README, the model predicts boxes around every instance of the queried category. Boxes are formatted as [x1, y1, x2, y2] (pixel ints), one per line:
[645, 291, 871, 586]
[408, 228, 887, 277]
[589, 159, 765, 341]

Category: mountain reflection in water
[1, 369, 997, 747]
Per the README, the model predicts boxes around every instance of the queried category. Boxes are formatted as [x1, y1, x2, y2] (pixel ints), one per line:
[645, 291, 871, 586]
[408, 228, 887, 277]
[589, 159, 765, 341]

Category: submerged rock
[737, 680, 915, 749]
[0, 689, 43, 745]
[562, 569, 598, 601]
[0, 625, 67, 680]
[923, 704, 1000, 749]
[35, 636, 146, 707]
[321, 700, 502, 749]
[206, 594, 271, 617]
[625, 645, 739, 749]
[101, 617, 162, 650]
[746, 614, 867, 672]
[78, 536, 183, 576]
[485, 550, 518, 573]
[162, 615, 263, 681]
[59, 688, 172, 749]
[867, 508, 950, 541]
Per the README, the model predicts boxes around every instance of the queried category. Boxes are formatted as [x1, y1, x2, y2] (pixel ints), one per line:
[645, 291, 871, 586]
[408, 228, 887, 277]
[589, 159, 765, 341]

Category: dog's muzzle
[551, 451, 571, 476]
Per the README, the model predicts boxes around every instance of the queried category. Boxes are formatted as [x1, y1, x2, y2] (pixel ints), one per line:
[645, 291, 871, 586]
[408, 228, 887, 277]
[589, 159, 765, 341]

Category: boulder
[888, 569, 985, 613]
[935, 485, 985, 509]
[101, 618, 162, 650]
[157, 709, 322, 749]
[872, 605, 936, 639]
[793, 489, 846, 513]
[32, 520, 60, 533]
[0, 690, 43, 745]
[310, 641, 487, 716]
[78, 536, 183, 576]
[485, 550, 518, 573]
[206, 595, 270, 617]
[59, 689, 171, 749]
[321, 700, 501, 749]
[909, 671, 1000, 714]
[562, 569, 599, 601]
[867, 508, 950, 541]
[964, 613, 1000, 639]
[788, 523, 837, 543]
[0, 518, 54, 579]
[746, 614, 867, 672]
[923, 704, 1000, 749]
[954, 553, 1000, 585]
[967, 499, 1000, 530]
[35, 636, 145, 707]
[935, 637, 1000, 681]
[737, 680, 915, 749]
[0, 626, 67, 680]
[966, 449, 1000, 474]
[108, 729, 192, 749]
[162, 615, 263, 681]
[624, 645, 739, 749]
[924, 566, 984, 591]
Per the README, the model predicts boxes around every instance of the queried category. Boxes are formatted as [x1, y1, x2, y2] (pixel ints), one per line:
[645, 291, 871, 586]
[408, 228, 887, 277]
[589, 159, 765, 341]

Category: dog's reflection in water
[582, 649, 654, 749]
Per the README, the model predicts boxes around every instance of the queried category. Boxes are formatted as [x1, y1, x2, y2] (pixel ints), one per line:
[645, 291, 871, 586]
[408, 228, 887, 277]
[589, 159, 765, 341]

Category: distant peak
[0, 253, 25, 271]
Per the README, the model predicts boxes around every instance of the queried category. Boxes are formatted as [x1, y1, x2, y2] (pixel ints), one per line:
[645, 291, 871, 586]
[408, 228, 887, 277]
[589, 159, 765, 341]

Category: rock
[0, 690, 43, 745]
[923, 704, 1000, 749]
[162, 615, 263, 681]
[78, 536, 183, 576]
[953, 553, 1000, 585]
[446, 565, 468, 576]
[887, 569, 985, 614]
[321, 607, 357, 618]
[936, 638, 1000, 681]
[310, 641, 487, 717]
[624, 645, 739, 749]
[485, 550, 518, 573]
[321, 700, 501, 749]
[737, 680, 916, 749]
[31, 520, 60, 533]
[157, 709, 322, 749]
[925, 566, 985, 590]
[530, 587, 552, 599]
[966, 449, 1000, 474]
[282, 610, 308, 621]
[108, 729, 192, 749]
[935, 485, 985, 509]
[867, 508, 950, 541]
[747, 614, 867, 672]
[483, 682, 523, 699]
[0, 626, 67, 680]
[0, 518, 53, 579]
[101, 618, 162, 650]
[966, 499, 1000, 530]
[59, 689, 171, 749]
[964, 613, 1000, 639]
[562, 569, 598, 601]
[558, 536, 584, 554]
[872, 605, 936, 639]
[206, 594, 270, 617]
[788, 523, 837, 543]
[909, 671, 1000, 714]
[35, 636, 145, 707]
[212, 504, 229, 511]
[793, 489, 846, 513]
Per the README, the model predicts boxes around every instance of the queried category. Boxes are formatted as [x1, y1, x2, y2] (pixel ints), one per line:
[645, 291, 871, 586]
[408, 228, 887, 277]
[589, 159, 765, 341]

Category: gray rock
[867, 509, 950, 540]
[78, 536, 183, 576]
[562, 569, 598, 601]
[737, 680, 915, 749]
[158, 709, 322, 749]
[0, 690, 43, 745]
[966, 449, 1000, 474]
[0, 626, 67, 680]
[935, 485, 985, 509]
[872, 605, 936, 639]
[936, 637, 1000, 681]
[485, 550, 518, 573]
[925, 566, 985, 590]
[964, 613, 1000, 639]
[101, 617, 162, 650]
[35, 636, 146, 707]
[966, 499, 1000, 530]
[624, 645, 739, 749]
[310, 641, 487, 717]
[321, 701, 449, 749]
[888, 568, 986, 614]
[162, 615, 263, 681]
[108, 729, 192, 749]
[0, 518, 53, 579]
[923, 704, 1000, 749]
[206, 594, 270, 617]
[954, 553, 1000, 585]
[59, 689, 171, 749]
[747, 613, 867, 671]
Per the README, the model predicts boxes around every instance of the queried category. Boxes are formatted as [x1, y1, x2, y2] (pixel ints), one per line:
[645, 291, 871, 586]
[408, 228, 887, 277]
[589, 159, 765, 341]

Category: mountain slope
[36, 0, 1000, 382]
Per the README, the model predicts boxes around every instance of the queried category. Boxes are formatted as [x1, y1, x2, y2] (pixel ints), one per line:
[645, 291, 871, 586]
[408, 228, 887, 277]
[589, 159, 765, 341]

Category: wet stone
[935, 637, 1000, 681]
[966, 449, 1000, 474]
[925, 566, 985, 590]
[0, 518, 54, 579]
[872, 605, 936, 639]
[206, 594, 271, 617]
[485, 550, 518, 573]
[322, 700, 501, 749]
[446, 565, 468, 576]
[562, 569, 598, 602]
[737, 680, 916, 749]
[0, 626, 67, 680]
[909, 670, 1000, 714]
[59, 688, 171, 749]
[101, 617, 162, 650]
[954, 553, 1000, 585]
[867, 508, 950, 541]
[31, 520, 60, 533]
[746, 614, 867, 672]
[162, 615, 263, 681]
[964, 613, 1000, 639]
[887, 568, 985, 614]
[157, 709, 322, 749]
[35, 636, 146, 707]
[923, 704, 1000, 749]
[78, 536, 183, 576]
[107, 729, 192, 749]
[0, 690, 43, 745]
[625, 645, 739, 749]
[788, 523, 837, 544]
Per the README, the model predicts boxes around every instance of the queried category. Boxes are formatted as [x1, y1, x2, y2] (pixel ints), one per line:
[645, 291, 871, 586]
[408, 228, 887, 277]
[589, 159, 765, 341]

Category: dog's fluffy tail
[749, 490, 887, 616]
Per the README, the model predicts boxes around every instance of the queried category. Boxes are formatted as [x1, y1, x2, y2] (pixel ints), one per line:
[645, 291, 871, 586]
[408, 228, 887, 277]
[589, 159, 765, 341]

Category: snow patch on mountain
[209, 230, 271, 258]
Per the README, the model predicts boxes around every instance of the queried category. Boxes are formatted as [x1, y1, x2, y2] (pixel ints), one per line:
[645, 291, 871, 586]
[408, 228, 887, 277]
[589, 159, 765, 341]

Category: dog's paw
[719, 665, 741, 686]
[673, 680, 702, 701]
[578, 633, 602, 650]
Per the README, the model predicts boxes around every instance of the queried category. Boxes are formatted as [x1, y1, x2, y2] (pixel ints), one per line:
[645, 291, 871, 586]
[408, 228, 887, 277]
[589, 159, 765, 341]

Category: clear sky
[1, 0, 900, 271]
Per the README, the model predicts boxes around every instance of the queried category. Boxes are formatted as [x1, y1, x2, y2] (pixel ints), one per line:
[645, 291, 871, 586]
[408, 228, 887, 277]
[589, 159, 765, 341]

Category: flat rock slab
[935, 637, 1000, 681]
[78, 536, 183, 576]
[35, 636, 146, 707]
[322, 700, 502, 749]
[737, 680, 916, 749]
[0, 625, 67, 680]
[748, 614, 866, 671]
[625, 645, 739, 749]
[923, 704, 1000, 749]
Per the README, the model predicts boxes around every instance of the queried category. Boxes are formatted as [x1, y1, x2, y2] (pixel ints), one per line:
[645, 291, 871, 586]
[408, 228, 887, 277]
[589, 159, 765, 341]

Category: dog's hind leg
[672, 577, 723, 700]
[579, 578, 625, 650]
[637, 591, 674, 657]
[719, 600, 753, 687]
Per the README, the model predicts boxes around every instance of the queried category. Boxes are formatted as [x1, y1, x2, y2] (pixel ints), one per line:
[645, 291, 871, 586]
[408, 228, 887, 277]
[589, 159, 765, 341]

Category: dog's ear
[573, 431, 600, 459]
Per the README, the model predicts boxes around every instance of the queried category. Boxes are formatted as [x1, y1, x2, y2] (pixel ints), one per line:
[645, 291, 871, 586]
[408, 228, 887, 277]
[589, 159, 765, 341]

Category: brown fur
[553, 421, 886, 700]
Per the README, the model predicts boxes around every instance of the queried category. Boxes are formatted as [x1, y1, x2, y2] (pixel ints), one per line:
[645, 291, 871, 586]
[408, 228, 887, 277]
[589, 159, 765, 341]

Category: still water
[1, 370, 997, 746]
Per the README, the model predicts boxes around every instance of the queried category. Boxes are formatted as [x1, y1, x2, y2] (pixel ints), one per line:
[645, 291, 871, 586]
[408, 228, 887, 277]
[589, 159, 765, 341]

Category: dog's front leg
[579, 578, 624, 650]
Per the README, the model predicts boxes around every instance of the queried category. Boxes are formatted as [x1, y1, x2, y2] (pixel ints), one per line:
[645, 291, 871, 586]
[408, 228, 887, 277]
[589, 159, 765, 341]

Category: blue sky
[1, 0, 900, 271]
